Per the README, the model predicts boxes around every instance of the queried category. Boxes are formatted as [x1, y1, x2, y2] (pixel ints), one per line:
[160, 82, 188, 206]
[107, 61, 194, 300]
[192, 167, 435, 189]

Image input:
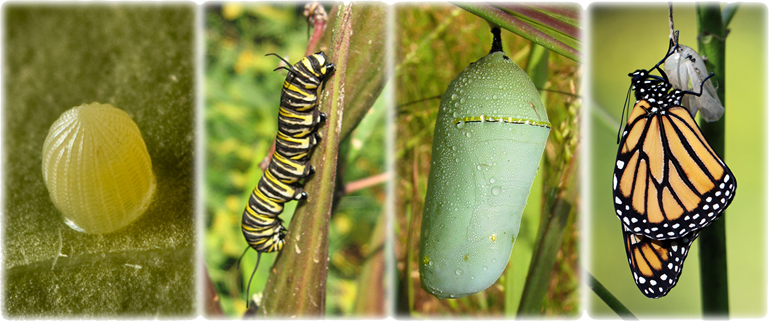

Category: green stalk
[337, 3, 389, 143]
[721, 3, 740, 28]
[588, 273, 637, 320]
[695, 3, 729, 317]
[258, 3, 353, 316]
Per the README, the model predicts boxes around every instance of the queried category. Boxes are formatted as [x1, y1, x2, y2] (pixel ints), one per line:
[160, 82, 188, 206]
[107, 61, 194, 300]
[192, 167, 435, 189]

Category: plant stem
[588, 273, 637, 320]
[695, 3, 729, 317]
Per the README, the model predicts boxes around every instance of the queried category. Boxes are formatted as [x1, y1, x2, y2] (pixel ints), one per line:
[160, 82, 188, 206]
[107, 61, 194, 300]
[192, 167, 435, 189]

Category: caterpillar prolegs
[239, 52, 334, 306]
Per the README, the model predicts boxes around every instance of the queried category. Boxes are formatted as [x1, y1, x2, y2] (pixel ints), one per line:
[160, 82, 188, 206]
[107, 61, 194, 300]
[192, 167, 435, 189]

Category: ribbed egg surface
[42, 103, 156, 234]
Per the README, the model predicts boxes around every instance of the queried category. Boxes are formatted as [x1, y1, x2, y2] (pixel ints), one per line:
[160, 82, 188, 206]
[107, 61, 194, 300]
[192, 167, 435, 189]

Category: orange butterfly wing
[613, 101, 736, 240]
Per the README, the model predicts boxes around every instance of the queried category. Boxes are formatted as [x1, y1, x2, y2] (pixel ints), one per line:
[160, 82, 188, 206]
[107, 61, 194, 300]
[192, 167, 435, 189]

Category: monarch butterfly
[240, 51, 334, 306]
[613, 52, 736, 241]
[419, 28, 551, 299]
[614, 38, 736, 298]
[622, 225, 698, 298]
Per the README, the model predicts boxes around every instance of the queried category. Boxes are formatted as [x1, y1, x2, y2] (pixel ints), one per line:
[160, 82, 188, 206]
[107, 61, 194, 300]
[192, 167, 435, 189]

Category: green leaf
[455, 2, 582, 62]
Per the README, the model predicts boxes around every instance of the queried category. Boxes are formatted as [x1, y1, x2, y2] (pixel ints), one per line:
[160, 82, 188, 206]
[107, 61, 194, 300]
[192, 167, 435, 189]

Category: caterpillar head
[313, 51, 335, 80]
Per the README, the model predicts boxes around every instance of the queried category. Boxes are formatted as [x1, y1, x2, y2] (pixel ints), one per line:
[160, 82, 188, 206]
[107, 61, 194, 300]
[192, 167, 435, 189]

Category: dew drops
[455, 269, 463, 276]
[491, 186, 501, 195]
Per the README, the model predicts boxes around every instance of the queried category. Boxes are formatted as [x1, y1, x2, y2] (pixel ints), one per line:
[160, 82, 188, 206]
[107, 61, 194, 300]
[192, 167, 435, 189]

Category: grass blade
[588, 273, 637, 320]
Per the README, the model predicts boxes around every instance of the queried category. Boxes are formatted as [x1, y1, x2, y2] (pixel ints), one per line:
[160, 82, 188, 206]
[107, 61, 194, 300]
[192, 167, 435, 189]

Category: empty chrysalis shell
[42, 102, 156, 234]
[419, 43, 550, 298]
[664, 44, 724, 122]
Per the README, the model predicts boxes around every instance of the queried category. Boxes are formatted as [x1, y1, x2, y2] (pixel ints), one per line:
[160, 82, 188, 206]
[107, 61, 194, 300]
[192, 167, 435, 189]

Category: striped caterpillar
[240, 51, 334, 305]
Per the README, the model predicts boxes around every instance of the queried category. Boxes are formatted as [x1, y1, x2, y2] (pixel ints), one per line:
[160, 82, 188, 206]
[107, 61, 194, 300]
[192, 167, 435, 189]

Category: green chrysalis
[419, 29, 550, 299]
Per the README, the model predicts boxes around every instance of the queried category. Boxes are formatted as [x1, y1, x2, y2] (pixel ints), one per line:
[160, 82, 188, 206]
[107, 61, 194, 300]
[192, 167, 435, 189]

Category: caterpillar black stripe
[239, 52, 334, 306]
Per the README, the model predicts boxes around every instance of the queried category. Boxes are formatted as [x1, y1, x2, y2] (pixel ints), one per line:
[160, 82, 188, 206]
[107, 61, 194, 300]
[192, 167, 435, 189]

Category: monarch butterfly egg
[419, 51, 550, 299]
[42, 103, 156, 234]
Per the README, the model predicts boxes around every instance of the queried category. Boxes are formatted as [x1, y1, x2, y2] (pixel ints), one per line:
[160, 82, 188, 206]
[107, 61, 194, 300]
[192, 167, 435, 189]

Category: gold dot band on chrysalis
[453, 115, 552, 129]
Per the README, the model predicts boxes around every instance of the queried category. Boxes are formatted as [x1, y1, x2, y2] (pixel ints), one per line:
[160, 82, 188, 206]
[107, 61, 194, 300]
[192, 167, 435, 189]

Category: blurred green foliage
[395, 5, 579, 316]
[589, 3, 766, 317]
[3, 4, 195, 317]
[204, 3, 386, 317]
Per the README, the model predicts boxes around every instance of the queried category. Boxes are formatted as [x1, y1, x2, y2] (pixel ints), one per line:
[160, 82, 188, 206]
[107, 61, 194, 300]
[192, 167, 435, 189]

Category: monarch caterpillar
[419, 28, 551, 299]
[240, 51, 334, 306]
[614, 39, 736, 298]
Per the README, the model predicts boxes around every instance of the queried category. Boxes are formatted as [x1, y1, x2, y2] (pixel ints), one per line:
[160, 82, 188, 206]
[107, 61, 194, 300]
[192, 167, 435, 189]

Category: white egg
[42, 102, 156, 234]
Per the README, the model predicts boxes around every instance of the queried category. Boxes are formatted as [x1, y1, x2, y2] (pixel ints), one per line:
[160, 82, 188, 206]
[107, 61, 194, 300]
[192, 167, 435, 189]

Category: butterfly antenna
[245, 252, 262, 309]
[618, 82, 633, 144]
[236, 246, 249, 271]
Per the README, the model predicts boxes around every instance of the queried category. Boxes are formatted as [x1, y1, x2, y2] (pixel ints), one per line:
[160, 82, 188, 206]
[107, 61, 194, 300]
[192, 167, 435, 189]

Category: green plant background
[204, 3, 386, 317]
[589, 3, 766, 317]
[395, 5, 579, 316]
[3, 4, 196, 317]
